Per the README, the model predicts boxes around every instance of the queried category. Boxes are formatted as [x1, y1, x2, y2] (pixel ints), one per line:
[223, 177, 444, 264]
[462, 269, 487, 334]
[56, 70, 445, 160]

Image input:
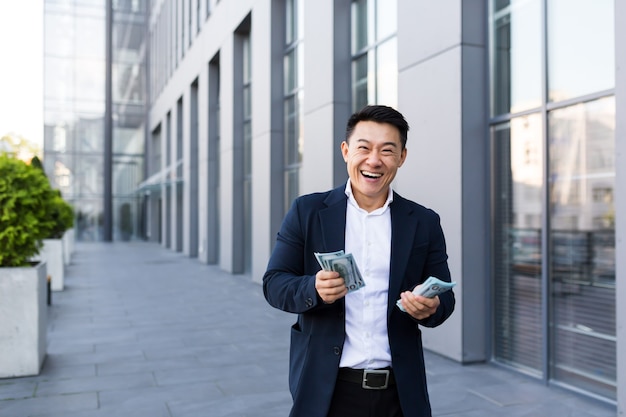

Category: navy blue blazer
[263, 185, 455, 417]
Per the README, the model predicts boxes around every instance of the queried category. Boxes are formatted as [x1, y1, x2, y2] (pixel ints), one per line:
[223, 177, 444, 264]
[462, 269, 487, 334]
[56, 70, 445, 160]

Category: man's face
[341, 120, 407, 211]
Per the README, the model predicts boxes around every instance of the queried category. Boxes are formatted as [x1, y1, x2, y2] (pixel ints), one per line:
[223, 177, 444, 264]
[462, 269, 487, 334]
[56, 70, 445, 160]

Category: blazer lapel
[319, 186, 348, 252]
[388, 194, 419, 316]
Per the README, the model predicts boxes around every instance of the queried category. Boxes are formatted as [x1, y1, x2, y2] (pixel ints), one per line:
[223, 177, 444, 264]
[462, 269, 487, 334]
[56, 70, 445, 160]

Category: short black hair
[345, 105, 409, 149]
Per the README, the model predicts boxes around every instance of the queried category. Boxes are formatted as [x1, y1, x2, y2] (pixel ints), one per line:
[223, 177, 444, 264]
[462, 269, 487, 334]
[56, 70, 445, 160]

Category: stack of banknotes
[314, 250, 366, 292]
[396, 276, 456, 312]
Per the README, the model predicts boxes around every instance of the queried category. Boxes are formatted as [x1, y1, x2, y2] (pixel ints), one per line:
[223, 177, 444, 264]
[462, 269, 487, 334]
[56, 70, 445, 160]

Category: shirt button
[305, 298, 313, 307]
[333, 346, 341, 355]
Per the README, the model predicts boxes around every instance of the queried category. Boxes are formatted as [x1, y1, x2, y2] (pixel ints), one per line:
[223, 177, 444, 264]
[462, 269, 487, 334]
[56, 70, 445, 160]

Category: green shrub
[28, 155, 74, 239]
[0, 154, 57, 266]
[47, 190, 74, 239]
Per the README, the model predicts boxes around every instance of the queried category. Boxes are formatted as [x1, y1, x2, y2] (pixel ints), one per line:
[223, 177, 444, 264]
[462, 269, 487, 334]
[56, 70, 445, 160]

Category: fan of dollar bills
[395, 276, 456, 312]
[314, 250, 366, 292]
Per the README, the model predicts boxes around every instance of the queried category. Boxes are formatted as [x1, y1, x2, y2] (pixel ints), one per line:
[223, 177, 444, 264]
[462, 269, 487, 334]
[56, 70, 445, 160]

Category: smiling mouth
[361, 170, 382, 179]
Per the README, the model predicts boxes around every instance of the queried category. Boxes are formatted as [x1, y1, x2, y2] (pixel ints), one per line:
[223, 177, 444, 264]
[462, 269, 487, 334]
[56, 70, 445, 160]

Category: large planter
[0, 262, 48, 378]
[41, 238, 65, 291]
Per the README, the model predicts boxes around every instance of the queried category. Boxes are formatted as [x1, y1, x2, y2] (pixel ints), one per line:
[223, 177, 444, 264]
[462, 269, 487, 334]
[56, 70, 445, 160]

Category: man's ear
[341, 141, 349, 162]
[398, 147, 407, 167]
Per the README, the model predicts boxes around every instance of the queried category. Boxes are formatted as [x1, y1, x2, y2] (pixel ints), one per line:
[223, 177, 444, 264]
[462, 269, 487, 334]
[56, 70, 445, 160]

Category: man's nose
[367, 151, 382, 165]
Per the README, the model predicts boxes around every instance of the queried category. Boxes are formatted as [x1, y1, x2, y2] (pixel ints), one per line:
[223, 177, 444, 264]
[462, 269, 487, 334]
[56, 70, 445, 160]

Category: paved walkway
[0, 242, 617, 417]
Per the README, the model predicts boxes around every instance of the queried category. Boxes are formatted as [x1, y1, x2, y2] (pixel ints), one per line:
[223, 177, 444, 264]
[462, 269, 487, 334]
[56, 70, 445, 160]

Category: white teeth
[362, 171, 382, 178]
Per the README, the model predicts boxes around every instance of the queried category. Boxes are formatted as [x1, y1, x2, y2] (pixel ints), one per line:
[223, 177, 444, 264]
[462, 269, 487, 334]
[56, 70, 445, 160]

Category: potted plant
[0, 153, 56, 377]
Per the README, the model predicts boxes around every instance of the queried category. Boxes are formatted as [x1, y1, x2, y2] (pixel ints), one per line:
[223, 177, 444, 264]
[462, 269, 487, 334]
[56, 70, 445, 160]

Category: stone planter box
[0, 262, 48, 378]
[41, 239, 65, 291]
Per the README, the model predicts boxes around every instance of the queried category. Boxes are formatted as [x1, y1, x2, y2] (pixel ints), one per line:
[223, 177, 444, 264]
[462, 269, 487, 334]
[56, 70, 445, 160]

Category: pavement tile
[0, 380, 37, 401]
[35, 372, 156, 396]
[0, 392, 97, 417]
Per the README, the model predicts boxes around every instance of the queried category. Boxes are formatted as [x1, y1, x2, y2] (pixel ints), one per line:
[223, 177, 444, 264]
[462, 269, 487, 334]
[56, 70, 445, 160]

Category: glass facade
[43, 0, 146, 242]
[44, 0, 106, 241]
[112, 1, 147, 241]
[283, 0, 304, 210]
[351, 0, 397, 111]
[490, 0, 616, 400]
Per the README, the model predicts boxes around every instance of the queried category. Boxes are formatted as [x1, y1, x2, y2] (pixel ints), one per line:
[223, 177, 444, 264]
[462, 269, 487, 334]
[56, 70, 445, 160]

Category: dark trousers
[327, 378, 404, 417]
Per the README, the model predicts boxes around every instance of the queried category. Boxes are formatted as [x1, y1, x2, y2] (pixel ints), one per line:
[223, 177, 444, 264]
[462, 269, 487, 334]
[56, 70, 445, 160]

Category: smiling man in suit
[263, 105, 455, 417]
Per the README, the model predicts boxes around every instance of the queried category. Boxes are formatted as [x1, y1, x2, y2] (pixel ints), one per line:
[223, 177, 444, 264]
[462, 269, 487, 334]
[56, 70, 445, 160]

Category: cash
[315, 250, 366, 293]
[396, 276, 456, 312]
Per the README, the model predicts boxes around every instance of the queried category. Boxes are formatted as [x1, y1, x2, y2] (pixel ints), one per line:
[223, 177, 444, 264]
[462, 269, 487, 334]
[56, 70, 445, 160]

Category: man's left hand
[399, 291, 439, 320]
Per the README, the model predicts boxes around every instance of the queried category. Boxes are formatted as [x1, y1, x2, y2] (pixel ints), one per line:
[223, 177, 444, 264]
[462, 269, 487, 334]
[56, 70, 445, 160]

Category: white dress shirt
[339, 181, 393, 369]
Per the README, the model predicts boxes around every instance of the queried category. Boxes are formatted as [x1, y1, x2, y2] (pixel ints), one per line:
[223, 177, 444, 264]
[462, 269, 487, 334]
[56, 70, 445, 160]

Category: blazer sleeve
[416, 210, 455, 328]
[262, 198, 325, 314]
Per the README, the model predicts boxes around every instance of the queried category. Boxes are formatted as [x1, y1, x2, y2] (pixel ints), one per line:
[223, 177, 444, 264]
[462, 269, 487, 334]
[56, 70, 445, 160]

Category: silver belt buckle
[362, 369, 390, 390]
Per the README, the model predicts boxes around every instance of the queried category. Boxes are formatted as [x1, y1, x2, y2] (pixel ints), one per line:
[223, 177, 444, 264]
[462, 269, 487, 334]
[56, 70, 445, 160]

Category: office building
[44, 0, 624, 411]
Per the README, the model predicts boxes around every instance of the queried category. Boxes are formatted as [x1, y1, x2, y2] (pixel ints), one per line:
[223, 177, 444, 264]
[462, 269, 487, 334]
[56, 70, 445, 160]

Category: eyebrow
[354, 138, 399, 148]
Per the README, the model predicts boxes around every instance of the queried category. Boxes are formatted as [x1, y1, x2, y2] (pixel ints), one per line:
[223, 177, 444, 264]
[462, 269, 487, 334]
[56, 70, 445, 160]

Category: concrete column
[197, 64, 210, 263]
[163, 112, 172, 249]
[219, 35, 236, 272]
[396, 0, 488, 363]
[301, 0, 351, 195]
[181, 85, 192, 256]
[250, 0, 281, 284]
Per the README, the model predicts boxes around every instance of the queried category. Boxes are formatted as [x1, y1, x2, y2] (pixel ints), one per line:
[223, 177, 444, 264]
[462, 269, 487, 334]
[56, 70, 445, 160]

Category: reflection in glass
[548, 97, 616, 399]
[76, 59, 106, 101]
[45, 13, 74, 57]
[352, 54, 369, 111]
[376, 0, 396, 41]
[45, 57, 75, 101]
[376, 37, 397, 110]
[491, 0, 542, 115]
[76, 16, 105, 59]
[547, 0, 614, 102]
[351, 0, 370, 53]
[492, 114, 543, 376]
[284, 0, 304, 209]
[350, 0, 397, 111]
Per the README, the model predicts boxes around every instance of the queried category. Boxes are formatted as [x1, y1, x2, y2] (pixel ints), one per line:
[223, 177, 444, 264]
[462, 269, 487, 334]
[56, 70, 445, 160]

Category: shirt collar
[344, 181, 394, 212]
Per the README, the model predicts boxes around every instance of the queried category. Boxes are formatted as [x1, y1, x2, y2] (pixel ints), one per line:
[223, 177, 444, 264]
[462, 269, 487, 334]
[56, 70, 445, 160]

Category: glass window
[76, 16, 105, 59]
[492, 115, 544, 376]
[548, 97, 616, 399]
[376, 37, 397, 110]
[44, 57, 75, 102]
[547, 0, 615, 102]
[44, 13, 74, 57]
[376, 0, 396, 41]
[351, 0, 397, 111]
[491, 0, 542, 115]
[351, 0, 372, 52]
[283, 0, 303, 209]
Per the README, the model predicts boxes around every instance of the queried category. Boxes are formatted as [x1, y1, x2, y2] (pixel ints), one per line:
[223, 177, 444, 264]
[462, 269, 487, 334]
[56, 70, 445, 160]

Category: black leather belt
[337, 367, 396, 390]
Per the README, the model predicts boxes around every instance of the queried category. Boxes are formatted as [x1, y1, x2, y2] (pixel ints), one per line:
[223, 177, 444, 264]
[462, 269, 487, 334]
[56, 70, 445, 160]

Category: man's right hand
[315, 270, 348, 304]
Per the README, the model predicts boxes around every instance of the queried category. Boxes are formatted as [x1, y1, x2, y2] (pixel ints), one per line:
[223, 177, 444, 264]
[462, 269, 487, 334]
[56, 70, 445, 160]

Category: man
[263, 105, 455, 417]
